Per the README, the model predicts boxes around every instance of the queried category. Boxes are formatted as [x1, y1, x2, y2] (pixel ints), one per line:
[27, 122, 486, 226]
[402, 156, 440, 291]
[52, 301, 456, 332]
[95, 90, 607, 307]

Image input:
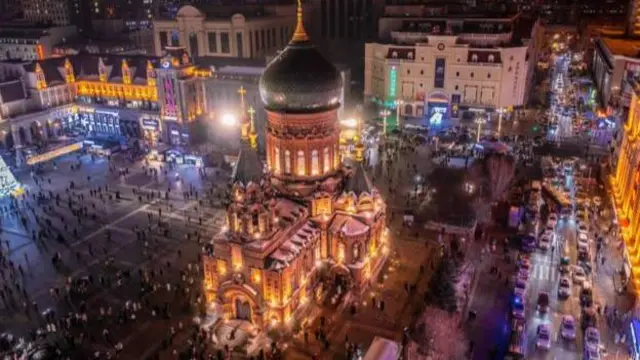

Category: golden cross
[238, 86, 247, 110]
[247, 106, 256, 121]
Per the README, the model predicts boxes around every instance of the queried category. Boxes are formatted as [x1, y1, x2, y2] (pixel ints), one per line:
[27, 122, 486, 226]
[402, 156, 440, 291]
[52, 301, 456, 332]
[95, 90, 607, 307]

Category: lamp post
[475, 117, 487, 143]
[394, 99, 404, 130]
[497, 108, 506, 137]
[380, 109, 391, 136]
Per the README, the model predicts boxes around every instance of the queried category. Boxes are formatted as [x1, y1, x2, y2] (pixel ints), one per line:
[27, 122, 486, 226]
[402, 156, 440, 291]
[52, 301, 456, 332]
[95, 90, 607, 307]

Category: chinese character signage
[434, 58, 446, 89]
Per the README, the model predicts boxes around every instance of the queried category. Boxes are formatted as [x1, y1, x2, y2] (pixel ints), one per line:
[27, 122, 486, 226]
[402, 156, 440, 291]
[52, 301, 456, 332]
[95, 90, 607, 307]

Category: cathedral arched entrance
[220, 283, 261, 327]
[4, 131, 13, 149]
[234, 297, 252, 322]
[324, 264, 353, 307]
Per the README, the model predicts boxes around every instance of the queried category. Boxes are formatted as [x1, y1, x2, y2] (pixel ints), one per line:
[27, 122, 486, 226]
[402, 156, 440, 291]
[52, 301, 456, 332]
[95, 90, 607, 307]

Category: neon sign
[389, 66, 397, 98]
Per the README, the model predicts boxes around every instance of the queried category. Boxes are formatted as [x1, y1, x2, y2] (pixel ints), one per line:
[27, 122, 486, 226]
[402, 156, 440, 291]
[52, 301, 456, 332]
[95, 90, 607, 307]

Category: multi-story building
[21, 0, 71, 26]
[592, 37, 640, 111]
[152, 4, 297, 59]
[202, 5, 388, 331]
[364, 6, 541, 122]
[610, 77, 640, 293]
[0, 23, 76, 61]
[0, 47, 209, 150]
[69, 0, 93, 35]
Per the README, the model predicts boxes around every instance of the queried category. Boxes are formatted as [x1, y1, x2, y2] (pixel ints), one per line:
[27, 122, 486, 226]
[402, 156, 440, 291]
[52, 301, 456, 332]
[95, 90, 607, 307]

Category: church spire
[248, 106, 258, 149]
[291, 0, 309, 43]
[354, 117, 364, 162]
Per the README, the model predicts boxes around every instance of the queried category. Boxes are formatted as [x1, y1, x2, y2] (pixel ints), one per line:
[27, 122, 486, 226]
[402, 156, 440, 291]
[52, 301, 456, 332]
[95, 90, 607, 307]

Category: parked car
[514, 278, 527, 298]
[512, 296, 525, 319]
[560, 315, 577, 340]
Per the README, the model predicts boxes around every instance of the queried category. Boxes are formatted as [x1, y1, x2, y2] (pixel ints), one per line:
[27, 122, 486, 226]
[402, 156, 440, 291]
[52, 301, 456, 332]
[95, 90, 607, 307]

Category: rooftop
[600, 36, 640, 58]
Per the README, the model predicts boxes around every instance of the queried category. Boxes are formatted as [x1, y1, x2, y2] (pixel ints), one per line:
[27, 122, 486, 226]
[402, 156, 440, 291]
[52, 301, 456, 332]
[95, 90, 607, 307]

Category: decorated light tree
[0, 156, 20, 197]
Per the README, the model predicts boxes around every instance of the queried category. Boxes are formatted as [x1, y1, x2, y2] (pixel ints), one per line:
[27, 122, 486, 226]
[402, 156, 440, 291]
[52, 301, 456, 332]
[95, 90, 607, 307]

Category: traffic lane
[524, 250, 562, 359]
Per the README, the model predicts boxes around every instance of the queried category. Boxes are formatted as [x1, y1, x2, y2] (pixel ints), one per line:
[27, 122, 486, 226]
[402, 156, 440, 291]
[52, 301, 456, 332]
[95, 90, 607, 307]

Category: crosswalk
[529, 261, 559, 282]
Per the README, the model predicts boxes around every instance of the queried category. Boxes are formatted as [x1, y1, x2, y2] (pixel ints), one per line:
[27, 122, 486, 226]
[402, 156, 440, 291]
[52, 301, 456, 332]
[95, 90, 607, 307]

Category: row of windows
[272, 147, 334, 176]
[403, 68, 496, 79]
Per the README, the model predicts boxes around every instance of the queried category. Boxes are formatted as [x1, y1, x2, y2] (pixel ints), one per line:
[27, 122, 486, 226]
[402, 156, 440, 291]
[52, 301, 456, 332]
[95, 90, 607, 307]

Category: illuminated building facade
[202, 4, 388, 331]
[364, 6, 541, 121]
[611, 78, 640, 292]
[153, 5, 297, 59]
[0, 24, 77, 61]
[0, 47, 209, 149]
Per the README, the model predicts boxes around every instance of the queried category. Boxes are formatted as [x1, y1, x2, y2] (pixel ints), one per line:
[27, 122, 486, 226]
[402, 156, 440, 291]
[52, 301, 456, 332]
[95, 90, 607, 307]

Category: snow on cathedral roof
[267, 221, 319, 271]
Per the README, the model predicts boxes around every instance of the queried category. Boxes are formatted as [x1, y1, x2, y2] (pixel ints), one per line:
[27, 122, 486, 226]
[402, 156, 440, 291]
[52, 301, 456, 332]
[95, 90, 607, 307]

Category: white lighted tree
[0, 157, 20, 197]
[411, 306, 468, 360]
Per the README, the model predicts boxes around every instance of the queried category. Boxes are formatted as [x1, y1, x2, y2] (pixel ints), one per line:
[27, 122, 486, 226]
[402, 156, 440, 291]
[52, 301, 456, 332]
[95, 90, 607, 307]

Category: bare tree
[469, 153, 515, 203]
[410, 306, 468, 360]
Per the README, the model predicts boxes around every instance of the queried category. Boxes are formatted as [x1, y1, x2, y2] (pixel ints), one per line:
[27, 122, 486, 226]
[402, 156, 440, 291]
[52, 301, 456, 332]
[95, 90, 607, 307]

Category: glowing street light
[475, 117, 487, 143]
[394, 99, 404, 130]
[221, 113, 237, 127]
[497, 108, 506, 137]
[380, 109, 391, 136]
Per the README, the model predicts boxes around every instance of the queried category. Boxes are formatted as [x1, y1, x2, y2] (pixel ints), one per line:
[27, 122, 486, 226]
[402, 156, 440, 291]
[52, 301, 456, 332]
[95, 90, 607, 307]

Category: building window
[471, 54, 478, 62]
[236, 33, 244, 58]
[455, 85, 459, 90]
[271, 28, 276, 48]
[352, 243, 361, 262]
[159, 31, 168, 50]
[420, 70, 424, 75]
[170, 30, 179, 46]
[322, 148, 329, 173]
[297, 150, 306, 176]
[208, 32, 217, 53]
[407, 69, 410, 75]
[487, 73, 491, 79]
[220, 32, 230, 53]
[311, 150, 319, 175]
[488, 54, 495, 63]
[284, 150, 291, 174]
[255, 31, 260, 51]
[261, 30, 266, 50]
[266, 29, 271, 48]
[189, 33, 199, 57]
[274, 147, 281, 174]
[456, 71, 459, 77]
[249, 31, 253, 58]
[470, 72, 474, 78]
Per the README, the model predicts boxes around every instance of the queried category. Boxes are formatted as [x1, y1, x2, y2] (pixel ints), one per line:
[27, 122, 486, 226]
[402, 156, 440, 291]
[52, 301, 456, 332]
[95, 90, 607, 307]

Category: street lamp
[221, 113, 237, 127]
[394, 99, 404, 130]
[475, 117, 487, 143]
[497, 108, 506, 137]
[380, 109, 391, 136]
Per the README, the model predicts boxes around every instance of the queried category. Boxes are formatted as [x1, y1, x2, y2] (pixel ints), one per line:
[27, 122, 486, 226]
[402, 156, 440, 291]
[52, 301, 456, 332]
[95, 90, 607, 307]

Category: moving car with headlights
[558, 276, 571, 298]
[559, 256, 571, 274]
[537, 292, 550, 313]
[584, 327, 600, 352]
[560, 315, 577, 340]
[536, 324, 552, 350]
[573, 266, 586, 285]
[539, 233, 551, 250]
[580, 283, 594, 307]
